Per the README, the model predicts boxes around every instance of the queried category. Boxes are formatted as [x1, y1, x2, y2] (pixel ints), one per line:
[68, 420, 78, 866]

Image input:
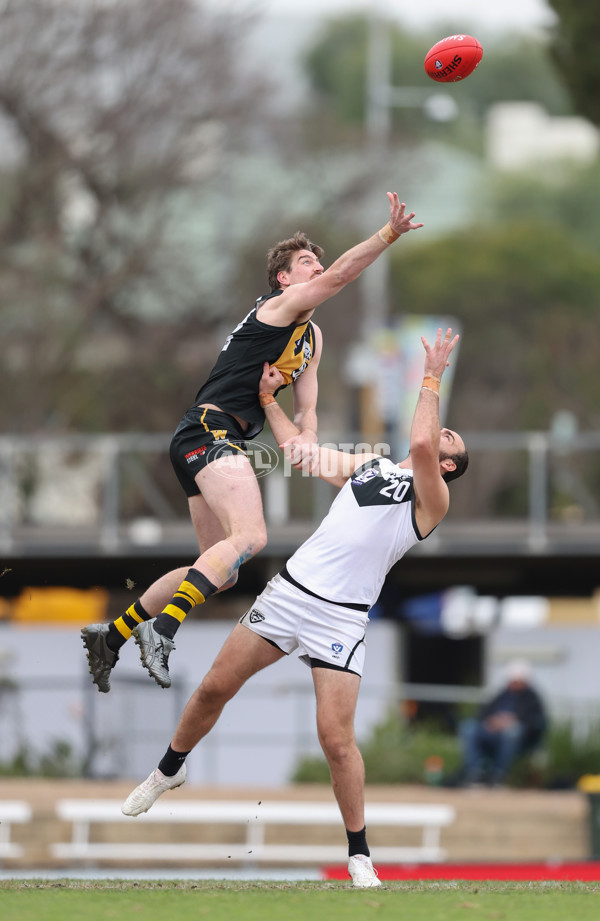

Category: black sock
[158, 744, 191, 777]
[107, 599, 151, 651]
[346, 826, 370, 857]
[153, 568, 218, 640]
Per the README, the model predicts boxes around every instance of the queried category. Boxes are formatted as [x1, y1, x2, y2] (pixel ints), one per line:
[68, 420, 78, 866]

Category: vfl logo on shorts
[249, 609, 265, 624]
[331, 643, 343, 657]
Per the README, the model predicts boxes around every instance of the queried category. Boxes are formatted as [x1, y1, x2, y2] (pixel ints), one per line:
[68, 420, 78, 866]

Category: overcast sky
[220, 0, 557, 36]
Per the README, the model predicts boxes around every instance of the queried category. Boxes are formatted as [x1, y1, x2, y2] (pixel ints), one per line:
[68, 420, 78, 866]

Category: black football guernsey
[194, 291, 316, 438]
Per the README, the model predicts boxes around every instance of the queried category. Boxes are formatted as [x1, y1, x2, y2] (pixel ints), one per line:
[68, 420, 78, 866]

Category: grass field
[2, 879, 600, 921]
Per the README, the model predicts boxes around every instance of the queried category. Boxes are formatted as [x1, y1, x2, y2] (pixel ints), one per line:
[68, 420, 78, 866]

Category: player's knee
[198, 672, 235, 708]
[251, 524, 268, 554]
[319, 727, 355, 764]
[235, 524, 268, 558]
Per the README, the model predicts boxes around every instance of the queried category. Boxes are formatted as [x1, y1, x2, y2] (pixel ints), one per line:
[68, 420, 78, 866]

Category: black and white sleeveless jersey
[286, 457, 425, 608]
[194, 291, 316, 439]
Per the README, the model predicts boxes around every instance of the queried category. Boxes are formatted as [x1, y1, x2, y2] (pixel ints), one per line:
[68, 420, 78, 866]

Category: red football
[424, 34, 483, 83]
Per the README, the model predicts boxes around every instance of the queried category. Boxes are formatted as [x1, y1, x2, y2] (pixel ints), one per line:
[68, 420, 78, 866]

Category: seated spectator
[458, 659, 547, 787]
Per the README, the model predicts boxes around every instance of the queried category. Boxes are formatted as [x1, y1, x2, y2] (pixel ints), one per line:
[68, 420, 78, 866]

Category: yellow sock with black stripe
[107, 599, 151, 651]
[154, 568, 218, 640]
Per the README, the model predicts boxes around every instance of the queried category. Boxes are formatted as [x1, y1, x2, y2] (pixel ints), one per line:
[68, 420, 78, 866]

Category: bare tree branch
[0, 0, 269, 430]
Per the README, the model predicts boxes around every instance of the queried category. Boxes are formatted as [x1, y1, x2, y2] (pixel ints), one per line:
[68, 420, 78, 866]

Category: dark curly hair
[266, 232, 324, 291]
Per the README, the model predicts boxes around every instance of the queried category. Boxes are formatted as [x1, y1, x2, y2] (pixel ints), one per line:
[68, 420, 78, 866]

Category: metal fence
[1, 429, 600, 557]
[1, 671, 598, 783]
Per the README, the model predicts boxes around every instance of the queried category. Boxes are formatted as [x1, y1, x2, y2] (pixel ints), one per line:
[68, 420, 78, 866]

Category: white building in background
[487, 102, 600, 172]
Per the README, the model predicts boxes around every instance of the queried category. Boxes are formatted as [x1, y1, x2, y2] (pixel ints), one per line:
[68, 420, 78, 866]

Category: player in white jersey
[121, 328, 468, 889]
[82, 193, 423, 694]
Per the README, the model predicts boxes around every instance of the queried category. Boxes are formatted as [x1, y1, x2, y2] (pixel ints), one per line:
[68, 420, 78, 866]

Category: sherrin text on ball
[424, 34, 483, 83]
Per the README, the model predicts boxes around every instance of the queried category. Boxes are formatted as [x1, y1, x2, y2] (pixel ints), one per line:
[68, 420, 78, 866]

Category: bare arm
[259, 363, 376, 487]
[259, 363, 301, 445]
[259, 193, 423, 325]
[410, 328, 460, 535]
[289, 323, 322, 442]
[255, 324, 322, 456]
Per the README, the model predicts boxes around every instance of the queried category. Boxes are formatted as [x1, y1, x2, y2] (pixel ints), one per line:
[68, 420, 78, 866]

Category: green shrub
[537, 719, 600, 789]
[0, 740, 83, 778]
[292, 711, 600, 789]
[292, 711, 462, 785]
[361, 716, 463, 785]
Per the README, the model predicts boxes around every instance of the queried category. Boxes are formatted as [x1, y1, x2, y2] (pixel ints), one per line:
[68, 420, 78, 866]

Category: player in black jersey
[120, 328, 467, 889]
[82, 192, 424, 692]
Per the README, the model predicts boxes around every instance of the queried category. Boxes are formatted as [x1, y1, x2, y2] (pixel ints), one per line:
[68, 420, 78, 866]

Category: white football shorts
[239, 572, 369, 676]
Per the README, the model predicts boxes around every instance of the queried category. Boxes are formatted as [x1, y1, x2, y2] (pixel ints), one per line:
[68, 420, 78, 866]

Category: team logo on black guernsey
[351, 463, 413, 507]
[248, 609, 265, 624]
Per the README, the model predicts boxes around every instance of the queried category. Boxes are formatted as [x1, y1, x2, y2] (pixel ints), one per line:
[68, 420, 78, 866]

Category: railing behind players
[1, 429, 600, 556]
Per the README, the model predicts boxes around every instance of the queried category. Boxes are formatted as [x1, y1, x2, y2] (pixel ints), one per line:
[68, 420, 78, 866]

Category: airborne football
[424, 34, 483, 83]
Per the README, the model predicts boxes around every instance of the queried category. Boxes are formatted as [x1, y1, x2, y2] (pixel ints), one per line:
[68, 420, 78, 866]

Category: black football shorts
[170, 407, 248, 497]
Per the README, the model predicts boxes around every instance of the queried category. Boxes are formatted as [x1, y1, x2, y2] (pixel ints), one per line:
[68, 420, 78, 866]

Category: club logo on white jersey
[331, 643, 343, 657]
[351, 467, 378, 486]
[249, 609, 265, 624]
[351, 460, 414, 507]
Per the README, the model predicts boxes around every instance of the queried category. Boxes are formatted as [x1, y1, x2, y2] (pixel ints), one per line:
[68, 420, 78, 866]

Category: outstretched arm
[410, 328, 460, 535]
[259, 193, 424, 325]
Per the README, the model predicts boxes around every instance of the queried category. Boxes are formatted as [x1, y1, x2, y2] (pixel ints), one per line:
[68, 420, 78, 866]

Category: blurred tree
[486, 161, 600, 243]
[390, 220, 600, 516]
[301, 14, 572, 148]
[459, 33, 571, 117]
[0, 0, 267, 431]
[302, 15, 425, 136]
[393, 221, 600, 432]
[547, 0, 600, 126]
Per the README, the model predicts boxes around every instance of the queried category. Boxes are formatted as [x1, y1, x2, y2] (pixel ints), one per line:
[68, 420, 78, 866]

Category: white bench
[51, 799, 455, 864]
[0, 800, 32, 859]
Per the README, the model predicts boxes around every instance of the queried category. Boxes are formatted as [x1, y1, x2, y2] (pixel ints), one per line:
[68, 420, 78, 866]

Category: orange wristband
[259, 392, 276, 408]
[422, 375, 440, 394]
[378, 222, 400, 245]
